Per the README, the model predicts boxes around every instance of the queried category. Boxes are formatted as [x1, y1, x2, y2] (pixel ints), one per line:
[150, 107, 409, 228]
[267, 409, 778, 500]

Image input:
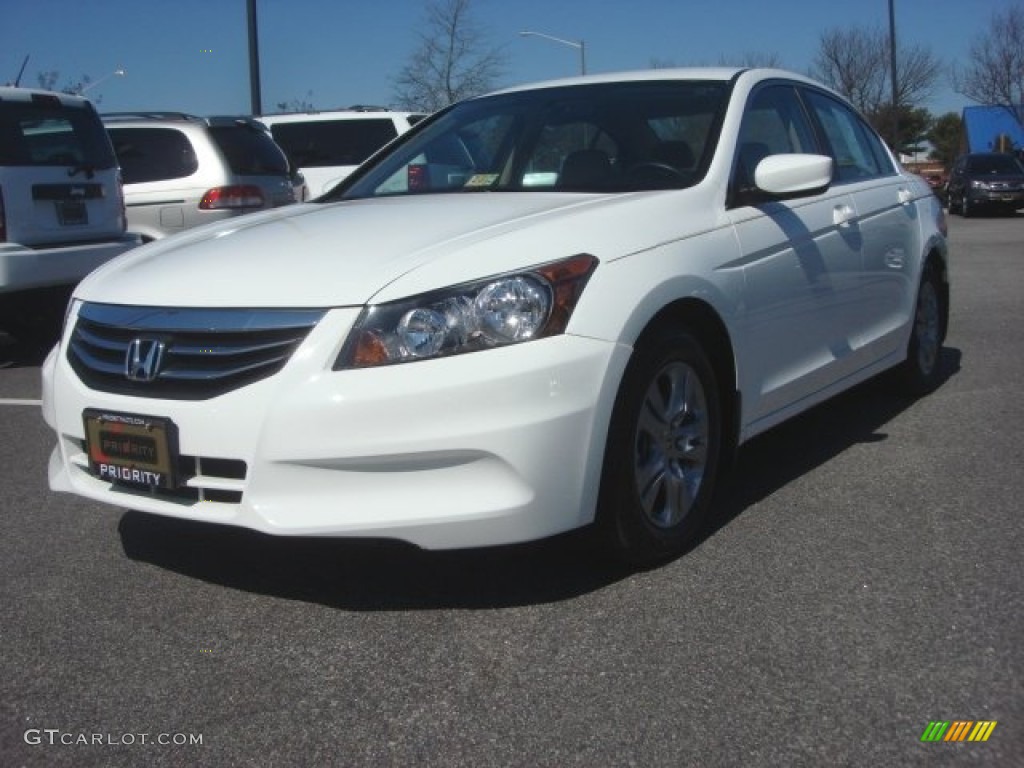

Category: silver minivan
[103, 113, 297, 241]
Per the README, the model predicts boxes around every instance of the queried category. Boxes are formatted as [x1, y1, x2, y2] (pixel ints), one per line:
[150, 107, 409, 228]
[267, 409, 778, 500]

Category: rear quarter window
[269, 119, 399, 167]
[0, 100, 116, 169]
[208, 125, 289, 176]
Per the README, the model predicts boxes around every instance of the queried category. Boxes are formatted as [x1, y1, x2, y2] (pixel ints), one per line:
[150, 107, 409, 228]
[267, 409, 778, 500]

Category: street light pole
[519, 31, 586, 76]
[247, 0, 262, 115]
[888, 0, 899, 155]
[81, 68, 126, 94]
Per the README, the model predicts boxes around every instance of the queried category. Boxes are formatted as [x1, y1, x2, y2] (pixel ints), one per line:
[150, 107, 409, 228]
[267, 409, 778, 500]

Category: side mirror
[754, 153, 833, 197]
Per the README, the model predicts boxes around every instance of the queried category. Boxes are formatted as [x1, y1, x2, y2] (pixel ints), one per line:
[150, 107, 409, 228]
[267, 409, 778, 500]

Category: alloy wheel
[632, 361, 709, 529]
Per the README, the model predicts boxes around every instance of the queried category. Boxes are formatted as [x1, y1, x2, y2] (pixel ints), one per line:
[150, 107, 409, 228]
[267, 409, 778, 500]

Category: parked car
[945, 152, 1024, 216]
[102, 113, 297, 241]
[1, 86, 138, 330]
[258, 107, 426, 196]
[42, 68, 949, 565]
[921, 171, 947, 204]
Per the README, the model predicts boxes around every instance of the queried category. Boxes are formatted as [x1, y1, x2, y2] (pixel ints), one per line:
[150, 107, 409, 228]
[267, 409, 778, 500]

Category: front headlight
[970, 180, 991, 190]
[335, 254, 597, 369]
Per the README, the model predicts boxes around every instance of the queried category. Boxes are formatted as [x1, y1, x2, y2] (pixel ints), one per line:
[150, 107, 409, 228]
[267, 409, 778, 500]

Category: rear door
[106, 125, 201, 238]
[802, 89, 920, 362]
[0, 92, 124, 245]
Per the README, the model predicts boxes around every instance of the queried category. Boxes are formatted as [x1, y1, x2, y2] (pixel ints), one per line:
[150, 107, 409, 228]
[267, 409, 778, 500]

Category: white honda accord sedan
[41, 68, 949, 564]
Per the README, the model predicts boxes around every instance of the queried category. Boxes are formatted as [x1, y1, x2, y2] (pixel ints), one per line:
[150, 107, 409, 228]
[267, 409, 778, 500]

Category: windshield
[326, 80, 728, 200]
[967, 154, 1024, 175]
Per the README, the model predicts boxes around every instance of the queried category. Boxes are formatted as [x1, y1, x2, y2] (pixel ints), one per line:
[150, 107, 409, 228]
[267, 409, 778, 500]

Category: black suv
[946, 152, 1024, 217]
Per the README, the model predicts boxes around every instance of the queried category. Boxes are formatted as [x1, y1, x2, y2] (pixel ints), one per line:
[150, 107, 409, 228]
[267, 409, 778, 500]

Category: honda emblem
[125, 338, 166, 382]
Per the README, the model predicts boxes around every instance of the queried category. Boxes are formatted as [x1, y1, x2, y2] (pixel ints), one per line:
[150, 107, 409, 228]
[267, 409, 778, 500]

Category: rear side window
[0, 100, 116, 169]
[208, 125, 289, 176]
[269, 119, 399, 167]
[107, 127, 198, 183]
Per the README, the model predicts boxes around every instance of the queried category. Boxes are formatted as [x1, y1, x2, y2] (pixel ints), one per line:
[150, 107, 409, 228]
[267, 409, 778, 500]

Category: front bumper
[966, 188, 1024, 208]
[43, 306, 629, 549]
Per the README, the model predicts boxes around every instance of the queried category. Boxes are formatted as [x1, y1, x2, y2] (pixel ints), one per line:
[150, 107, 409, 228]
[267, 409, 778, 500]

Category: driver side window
[734, 85, 819, 193]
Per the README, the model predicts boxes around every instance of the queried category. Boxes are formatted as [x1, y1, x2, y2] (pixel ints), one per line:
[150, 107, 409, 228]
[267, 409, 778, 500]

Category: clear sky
[1, 0, 1016, 117]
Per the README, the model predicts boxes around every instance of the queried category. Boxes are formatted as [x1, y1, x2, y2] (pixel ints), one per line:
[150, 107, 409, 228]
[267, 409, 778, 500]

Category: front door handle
[833, 204, 855, 228]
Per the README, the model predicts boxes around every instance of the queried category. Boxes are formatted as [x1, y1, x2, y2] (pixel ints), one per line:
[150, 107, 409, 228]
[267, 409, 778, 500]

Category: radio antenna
[13, 54, 29, 86]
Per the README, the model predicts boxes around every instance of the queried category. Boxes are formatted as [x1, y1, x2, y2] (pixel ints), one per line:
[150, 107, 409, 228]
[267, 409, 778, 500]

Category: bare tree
[649, 52, 782, 69]
[952, 4, 1024, 123]
[275, 91, 316, 113]
[393, 0, 506, 112]
[811, 26, 941, 122]
[811, 27, 889, 115]
[717, 52, 784, 68]
[36, 70, 94, 96]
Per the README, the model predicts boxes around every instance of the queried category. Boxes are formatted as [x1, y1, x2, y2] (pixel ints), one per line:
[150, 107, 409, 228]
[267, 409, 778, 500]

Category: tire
[895, 266, 945, 395]
[598, 329, 722, 565]
[961, 195, 973, 218]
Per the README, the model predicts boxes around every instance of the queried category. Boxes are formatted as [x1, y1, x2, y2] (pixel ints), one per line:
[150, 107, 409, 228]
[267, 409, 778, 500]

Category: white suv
[1, 87, 137, 318]
[258, 108, 425, 196]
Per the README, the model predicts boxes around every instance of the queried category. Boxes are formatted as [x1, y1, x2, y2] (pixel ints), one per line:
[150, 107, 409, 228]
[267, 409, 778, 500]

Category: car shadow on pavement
[0, 331, 59, 369]
[118, 515, 629, 610]
[118, 347, 961, 611]
[707, 347, 963, 537]
[0, 285, 73, 369]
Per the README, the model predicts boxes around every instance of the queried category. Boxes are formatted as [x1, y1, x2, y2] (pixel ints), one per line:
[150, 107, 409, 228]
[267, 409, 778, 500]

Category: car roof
[257, 109, 424, 123]
[101, 113, 270, 130]
[0, 85, 94, 109]
[101, 112, 207, 126]
[485, 67, 828, 98]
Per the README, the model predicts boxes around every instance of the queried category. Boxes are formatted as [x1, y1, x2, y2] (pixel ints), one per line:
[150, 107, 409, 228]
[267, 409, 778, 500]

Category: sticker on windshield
[464, 174, 499, 188]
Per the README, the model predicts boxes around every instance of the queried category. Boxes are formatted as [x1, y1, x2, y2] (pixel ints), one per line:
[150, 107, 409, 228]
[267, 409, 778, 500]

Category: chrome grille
[68, 303, 325, 399]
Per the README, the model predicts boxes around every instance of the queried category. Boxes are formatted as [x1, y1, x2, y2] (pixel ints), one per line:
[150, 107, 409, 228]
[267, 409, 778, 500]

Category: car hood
[76, 191, 708, 307]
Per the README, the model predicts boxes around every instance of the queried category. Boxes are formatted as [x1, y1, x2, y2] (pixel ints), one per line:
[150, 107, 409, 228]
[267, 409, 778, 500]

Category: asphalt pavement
[1, 214, 1021, 767]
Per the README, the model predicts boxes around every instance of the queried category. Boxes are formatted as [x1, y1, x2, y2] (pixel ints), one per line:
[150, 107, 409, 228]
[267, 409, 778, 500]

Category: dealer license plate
[83, 410, 178, 489]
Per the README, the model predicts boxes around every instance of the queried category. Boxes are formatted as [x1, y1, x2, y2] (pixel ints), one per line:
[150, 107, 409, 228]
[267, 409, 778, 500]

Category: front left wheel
[597, 329, 723, 566]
